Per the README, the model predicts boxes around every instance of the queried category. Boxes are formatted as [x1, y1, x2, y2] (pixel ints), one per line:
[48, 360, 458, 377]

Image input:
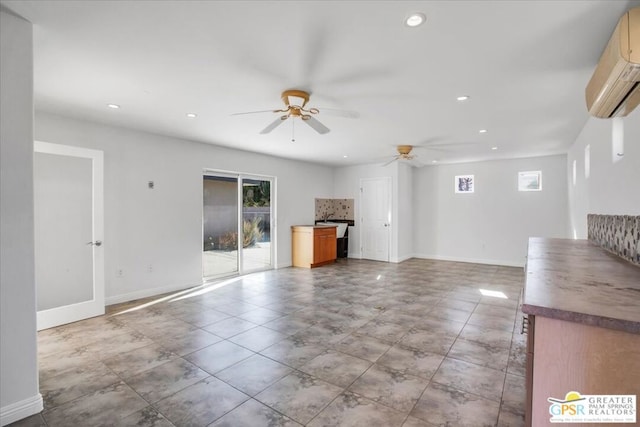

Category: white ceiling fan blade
[382, 156, 399, 167]
[406, 158, 426, 168]
[422, 141, 476, 148]
[419, 146, 452, 153]
[303, 116, 330, 134]
[259, 117, 286, 134]
[316, 108, 360, 119]
[231, 109, 278, 116]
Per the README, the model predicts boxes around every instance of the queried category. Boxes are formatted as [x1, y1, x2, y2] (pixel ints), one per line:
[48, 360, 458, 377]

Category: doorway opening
[203, 172, 274, 279]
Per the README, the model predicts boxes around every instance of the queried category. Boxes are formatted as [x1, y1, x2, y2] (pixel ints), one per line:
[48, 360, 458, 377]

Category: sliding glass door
[241, 178, 272, 272]
[203, 172, 274, 279]
[203, 175, 239, 278]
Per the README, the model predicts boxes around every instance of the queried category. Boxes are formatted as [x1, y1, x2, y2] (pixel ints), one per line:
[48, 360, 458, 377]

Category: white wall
[413, 155, 570, 266]
[35, 112, 334, 304]
[567, 109, 640, 238]
[396, 162, 413, 262]
[333, 162, 398, 260]
[0, 9, 43, 425]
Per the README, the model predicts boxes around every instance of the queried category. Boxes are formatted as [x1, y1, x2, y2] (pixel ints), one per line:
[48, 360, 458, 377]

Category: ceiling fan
[382, 145, 425, 167]
[233, 89, 331, 135]
[382, 139, 478, 167]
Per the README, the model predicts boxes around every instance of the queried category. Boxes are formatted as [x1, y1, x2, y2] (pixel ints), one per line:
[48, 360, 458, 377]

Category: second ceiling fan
[233, 89, 331, 135]
[383, 145, 425, 167]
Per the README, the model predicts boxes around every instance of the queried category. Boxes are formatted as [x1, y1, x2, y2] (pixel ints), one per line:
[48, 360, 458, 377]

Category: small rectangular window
[518, 171, 542, 191]
[585, 145, 590, 179]
[612, 117, 624, 163]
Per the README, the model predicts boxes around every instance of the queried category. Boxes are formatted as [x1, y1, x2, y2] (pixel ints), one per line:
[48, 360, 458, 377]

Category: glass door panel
[241, 178, 272, 272]
[203, 175, 239, 278]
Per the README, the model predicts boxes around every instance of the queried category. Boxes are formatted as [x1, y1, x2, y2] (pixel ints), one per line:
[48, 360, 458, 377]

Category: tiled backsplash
[587, 214, 640, 266]
[315, 198, 354, 221]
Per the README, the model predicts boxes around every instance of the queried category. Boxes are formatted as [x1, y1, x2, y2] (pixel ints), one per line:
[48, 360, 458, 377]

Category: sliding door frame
[203, 169, 276, 280]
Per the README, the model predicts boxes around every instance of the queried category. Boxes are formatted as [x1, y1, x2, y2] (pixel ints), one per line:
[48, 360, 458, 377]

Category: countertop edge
[521, 303, 640, 334]
[522, 237, 640, 335]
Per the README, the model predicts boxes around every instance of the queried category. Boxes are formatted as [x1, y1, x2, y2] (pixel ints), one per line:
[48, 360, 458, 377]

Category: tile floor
[12, 258, 527, 427]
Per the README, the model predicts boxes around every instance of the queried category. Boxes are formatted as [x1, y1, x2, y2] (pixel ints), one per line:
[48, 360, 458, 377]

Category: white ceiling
[3, 0, 639, 166]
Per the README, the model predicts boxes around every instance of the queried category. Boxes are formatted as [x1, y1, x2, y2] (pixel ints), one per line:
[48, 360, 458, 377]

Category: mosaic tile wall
[587, 214, 640, 266]
[315, 198, 354, 221]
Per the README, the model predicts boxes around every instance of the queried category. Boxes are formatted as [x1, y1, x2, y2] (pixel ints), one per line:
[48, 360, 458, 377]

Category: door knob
[86, 240, 102, 247]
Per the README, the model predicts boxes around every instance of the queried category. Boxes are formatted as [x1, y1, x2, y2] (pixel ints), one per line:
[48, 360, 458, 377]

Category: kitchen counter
[291, 225, 337, 268]
[522, 237, 640, 426]
[522, 237, 640, 334]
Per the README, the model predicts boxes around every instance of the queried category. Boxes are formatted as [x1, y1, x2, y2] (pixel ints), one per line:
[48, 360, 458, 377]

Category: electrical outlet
[147, 264, 153, 273]
[116, 269, 124, 277]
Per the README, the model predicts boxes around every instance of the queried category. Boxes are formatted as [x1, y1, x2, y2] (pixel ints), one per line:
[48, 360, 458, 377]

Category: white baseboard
[276, 262, 292, 269]
[105, 282, 201, 306]
[391, 254, 414, 263]
[412, 253, 525, 268]
[1, 394, 43, 426]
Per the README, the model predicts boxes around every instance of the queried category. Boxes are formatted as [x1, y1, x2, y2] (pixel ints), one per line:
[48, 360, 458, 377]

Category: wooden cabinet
[292, 226, 337, 268]
[524, 314, 534, 427]
[527, 316, 640, 426]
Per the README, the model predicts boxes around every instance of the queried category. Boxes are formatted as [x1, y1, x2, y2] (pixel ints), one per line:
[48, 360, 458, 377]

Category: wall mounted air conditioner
[586, 7, 639, 118]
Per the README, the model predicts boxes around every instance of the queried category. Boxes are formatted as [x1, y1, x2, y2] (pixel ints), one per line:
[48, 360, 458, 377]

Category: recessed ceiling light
[491, 146, 498, 150]
[343, 155, 348, 158]
[432, 160, 438, 163]
[107, 104, 120, 109]
[456, 95, 470, 101]
[479, 129, 488, 133]
[405, 12, 426, 27]
[186, 113, 197, 118]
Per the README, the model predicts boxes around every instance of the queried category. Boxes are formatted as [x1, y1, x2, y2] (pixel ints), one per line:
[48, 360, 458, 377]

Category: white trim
[412, 253, 525, 268]
[105, 281, 201, 306]
[201, 170, 276, 278]
[390, 253, 413, 263]
[276, 261, 292, 269]
[0, 394, 43, 426]
[34, 141, 105, 331]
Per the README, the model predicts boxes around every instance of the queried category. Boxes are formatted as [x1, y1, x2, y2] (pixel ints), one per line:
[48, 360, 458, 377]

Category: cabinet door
[313, 232, 323, 263]
[313, 229, 336, 264]
[325, 233, 337, 261]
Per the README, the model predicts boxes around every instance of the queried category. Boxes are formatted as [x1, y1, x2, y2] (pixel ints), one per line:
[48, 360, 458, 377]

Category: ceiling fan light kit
[236, 89, 333, 135]
[382, 144, 426, 167]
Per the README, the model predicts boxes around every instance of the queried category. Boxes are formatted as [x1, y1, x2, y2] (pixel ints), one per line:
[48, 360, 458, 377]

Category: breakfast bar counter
[522, 237, 640, 333]
[521, 237, 640, 426]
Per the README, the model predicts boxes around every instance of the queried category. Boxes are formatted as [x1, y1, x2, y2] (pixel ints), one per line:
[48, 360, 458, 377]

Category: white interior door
[360, 177, 391, 262]
[34, 141, 104, 330]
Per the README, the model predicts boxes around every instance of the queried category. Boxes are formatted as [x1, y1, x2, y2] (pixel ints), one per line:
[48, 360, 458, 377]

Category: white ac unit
[586, 7, 640, 118]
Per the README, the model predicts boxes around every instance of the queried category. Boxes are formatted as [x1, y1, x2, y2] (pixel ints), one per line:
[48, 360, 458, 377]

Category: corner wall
[413, 154, 569, 266]
[567, 109, 640, 238]
[0, 9, 43, 425]
[396, 162, 413, 262]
